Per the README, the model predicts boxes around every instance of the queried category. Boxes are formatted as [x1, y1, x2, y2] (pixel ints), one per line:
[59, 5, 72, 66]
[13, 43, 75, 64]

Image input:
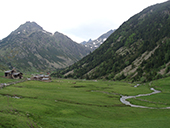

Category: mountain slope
[0, 21, 90, 72]
[81, 30, 115, 51]
[51, 1, 170, 82]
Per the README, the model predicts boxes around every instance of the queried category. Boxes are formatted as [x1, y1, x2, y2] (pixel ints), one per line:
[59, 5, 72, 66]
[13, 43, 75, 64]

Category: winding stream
[120, 88, 170, 109]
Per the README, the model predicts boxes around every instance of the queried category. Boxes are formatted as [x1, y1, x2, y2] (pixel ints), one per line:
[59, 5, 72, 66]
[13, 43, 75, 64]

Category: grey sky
[0, 0, 167, 43]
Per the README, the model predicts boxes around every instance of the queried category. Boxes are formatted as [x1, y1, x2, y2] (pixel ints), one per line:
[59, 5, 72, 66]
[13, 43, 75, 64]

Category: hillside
[0, 21, 90, 72]
[81, 30, 115, 51]
[51, 1, 170, 82]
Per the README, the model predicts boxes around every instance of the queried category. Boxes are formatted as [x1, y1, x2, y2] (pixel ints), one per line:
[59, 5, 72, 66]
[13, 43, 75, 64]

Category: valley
[0, 1, 170, 127]
[0, 72, 170, 127]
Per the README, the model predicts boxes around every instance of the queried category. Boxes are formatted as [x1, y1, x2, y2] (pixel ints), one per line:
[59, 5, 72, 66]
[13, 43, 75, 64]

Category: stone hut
[5, 70, 14, 78]
[12, 72, 23, 79]
[4, 68, 23, 79]
[31, 74, 51, 82]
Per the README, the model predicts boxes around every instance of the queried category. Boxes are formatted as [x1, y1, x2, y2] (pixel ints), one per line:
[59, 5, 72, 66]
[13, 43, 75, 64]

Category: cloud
[62, 20, 117, 42]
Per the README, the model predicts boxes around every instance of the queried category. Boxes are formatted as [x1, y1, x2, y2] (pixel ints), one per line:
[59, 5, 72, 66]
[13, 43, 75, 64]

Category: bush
[166, 66, 170, 73]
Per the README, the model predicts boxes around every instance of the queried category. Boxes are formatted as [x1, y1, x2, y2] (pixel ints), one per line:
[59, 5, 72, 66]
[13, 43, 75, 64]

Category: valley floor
[0, 76, 170, 128]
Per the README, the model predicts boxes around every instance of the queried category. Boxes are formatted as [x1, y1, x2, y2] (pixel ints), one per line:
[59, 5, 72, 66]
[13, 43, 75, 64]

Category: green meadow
[0, 74, 170, 127]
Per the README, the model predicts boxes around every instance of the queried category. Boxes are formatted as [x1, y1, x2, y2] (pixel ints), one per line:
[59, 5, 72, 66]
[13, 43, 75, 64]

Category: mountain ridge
[0, 21, 90, 72]
[81, 30, 115, 51]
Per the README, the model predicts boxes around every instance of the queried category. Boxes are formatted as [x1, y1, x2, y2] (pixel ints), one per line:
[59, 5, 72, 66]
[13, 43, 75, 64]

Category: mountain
[51, 1, 170, 82]
[81, 39, 93, 45]
[0, 21, 90, 72]
[81, 30, 115, 51]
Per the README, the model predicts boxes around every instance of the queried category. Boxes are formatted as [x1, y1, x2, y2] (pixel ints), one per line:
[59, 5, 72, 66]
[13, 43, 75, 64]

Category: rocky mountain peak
[0, 21, 90, 72]
[11, 21, 43, 35]
[81, 29, 115, 51]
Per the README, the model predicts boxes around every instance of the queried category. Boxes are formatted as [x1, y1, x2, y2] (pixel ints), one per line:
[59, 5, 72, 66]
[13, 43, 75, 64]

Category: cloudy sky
[0, 0, 167, 43]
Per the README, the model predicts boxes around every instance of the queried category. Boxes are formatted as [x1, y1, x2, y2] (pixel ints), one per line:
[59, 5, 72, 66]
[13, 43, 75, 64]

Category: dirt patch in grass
[72, 85, 86, 88]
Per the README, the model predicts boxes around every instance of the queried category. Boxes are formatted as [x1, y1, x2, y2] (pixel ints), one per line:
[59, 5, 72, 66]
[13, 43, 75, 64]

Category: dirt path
[0, 80, 27, 89]
[120, 88, 170, 109]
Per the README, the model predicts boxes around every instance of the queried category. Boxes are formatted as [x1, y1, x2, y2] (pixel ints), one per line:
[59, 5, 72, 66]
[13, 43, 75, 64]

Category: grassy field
[0, 74, 170, 127]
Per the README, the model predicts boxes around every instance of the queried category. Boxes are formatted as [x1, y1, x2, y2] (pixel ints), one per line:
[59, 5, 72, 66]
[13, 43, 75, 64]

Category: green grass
[0, 78, 170, 127]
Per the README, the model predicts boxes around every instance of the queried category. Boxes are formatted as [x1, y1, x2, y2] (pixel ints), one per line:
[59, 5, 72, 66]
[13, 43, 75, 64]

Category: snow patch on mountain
[81, 29, 115, 51]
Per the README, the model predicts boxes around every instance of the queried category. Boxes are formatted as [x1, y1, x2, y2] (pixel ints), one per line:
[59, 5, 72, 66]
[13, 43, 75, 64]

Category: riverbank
[120, 88, 170, 109]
